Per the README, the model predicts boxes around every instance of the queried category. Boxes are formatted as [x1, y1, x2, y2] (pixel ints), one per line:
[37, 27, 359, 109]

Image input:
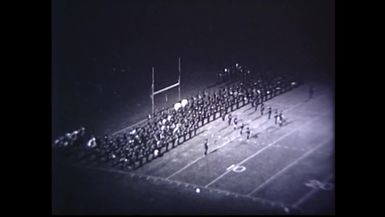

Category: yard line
[204, 112, 330, 188]
[168, 94, 329, 183]
[284, 91, 328, 114]
[72, 163, 290, 211]
[167, 132, 240, 179]
[247, 139, 331, 196]
[292, 174, 334, 209]
[166, 104, 279, 179]
[167, 156, 205, 179]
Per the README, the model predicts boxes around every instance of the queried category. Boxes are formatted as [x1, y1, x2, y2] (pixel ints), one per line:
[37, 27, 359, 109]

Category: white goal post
[150, 57, 181, 114]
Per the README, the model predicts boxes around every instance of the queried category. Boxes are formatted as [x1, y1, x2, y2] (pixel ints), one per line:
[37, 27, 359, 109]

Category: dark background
[52, 0, 335, 139]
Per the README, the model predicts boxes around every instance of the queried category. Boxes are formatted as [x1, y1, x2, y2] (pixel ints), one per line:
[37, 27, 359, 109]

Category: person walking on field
[233, 116, 238, 130]
[274, 109, 279, 125]
[240, 122, 245, 135]
[246, 127, 251, 140]
[268, 106, 272, 120]
[278, 111, 285, 127]
[228, 113, 232, 126]
[204, 139, 209, 156]
[260, 103, 265, 116]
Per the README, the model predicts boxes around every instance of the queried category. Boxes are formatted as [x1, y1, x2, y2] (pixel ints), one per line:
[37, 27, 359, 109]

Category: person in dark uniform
[233, 116, 238, 130]
[278, 111, 285, 127]
[200, 111, 205, 126]
[268, 106, 272, 119]
[246, 127, 251, 140]
[184, 122, 189, 140]
[188, 120, 194, 139]
[228, 113, 232, 126]
[147, 113, 152, 124]
[274, 109, 279, 124]
[204, 139, 208, 156]
[240, 122, 245, 135]
[260, 103, 265, 116]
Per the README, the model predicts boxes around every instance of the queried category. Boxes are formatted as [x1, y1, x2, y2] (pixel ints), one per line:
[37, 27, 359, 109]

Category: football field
[76, 81, 334, 214]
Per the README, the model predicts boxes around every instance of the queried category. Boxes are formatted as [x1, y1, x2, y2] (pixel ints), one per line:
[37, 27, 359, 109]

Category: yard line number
[304, 179, 334, 191]
[226, 164, 246, 173]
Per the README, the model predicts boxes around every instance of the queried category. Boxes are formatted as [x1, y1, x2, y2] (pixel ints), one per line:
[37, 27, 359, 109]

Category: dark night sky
[52, 0, 334, 138]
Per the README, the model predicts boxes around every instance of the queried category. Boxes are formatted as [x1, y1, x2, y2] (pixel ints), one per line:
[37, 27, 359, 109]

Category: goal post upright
[151, 66, 155, 114]
[150, 57, 182, 115]
[178, 57, 181, 101]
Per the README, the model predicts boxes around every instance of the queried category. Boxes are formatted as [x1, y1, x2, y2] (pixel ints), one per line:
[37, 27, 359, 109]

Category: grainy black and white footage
[52, 0, 335, 214]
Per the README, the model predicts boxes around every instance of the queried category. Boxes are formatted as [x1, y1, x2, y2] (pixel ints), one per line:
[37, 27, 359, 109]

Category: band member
[246, 127, 251, 140]
[228, 113, 232, 126]
[240, 122, 245, 135]
[260, 103, 265, 115]
[204, 139, 209, 156]
[274, 109, 279, 124]
[268, 106, 272, 119]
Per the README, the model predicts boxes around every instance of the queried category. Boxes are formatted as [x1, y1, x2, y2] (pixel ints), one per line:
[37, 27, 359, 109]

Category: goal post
[150, 57, 181, 114]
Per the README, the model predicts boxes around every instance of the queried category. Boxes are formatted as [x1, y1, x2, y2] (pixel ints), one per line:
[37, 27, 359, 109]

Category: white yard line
[272, 143, 332, 156]
[247, 139, 331, 196]
[167, 156, 205, 179]
[166, 92, 329, 181]
[204, 112, 330, 188]
[72, 163, 290, 211]
[167, 131, 240, 179]
[111, 85, 329, 184]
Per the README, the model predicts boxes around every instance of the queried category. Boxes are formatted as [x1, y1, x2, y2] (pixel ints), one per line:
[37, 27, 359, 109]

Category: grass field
[56, 80, 334, 215]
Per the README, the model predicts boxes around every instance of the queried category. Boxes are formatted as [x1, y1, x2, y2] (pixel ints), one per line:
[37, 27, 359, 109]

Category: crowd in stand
[53, 64, 301, 170]
[217, 63, 252, 84]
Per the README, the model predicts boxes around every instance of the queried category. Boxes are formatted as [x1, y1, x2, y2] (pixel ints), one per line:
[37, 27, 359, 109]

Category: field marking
[166, 106, 278, 179]
[71, 163, 292, 212]
[167, 156, 205, 179]
[247, 139, 331, 196]
[227, 164, 246, 173]
[272, 143, 332, 156]
[111, 85, 327, 176]
[292, 174, 334, 209]
[284, 91, 329, 114]
[204, 111, 330, 188]
[140, 112, 245, 174]
[167, 132, 240, 179]
[166, 92, 330, 182]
